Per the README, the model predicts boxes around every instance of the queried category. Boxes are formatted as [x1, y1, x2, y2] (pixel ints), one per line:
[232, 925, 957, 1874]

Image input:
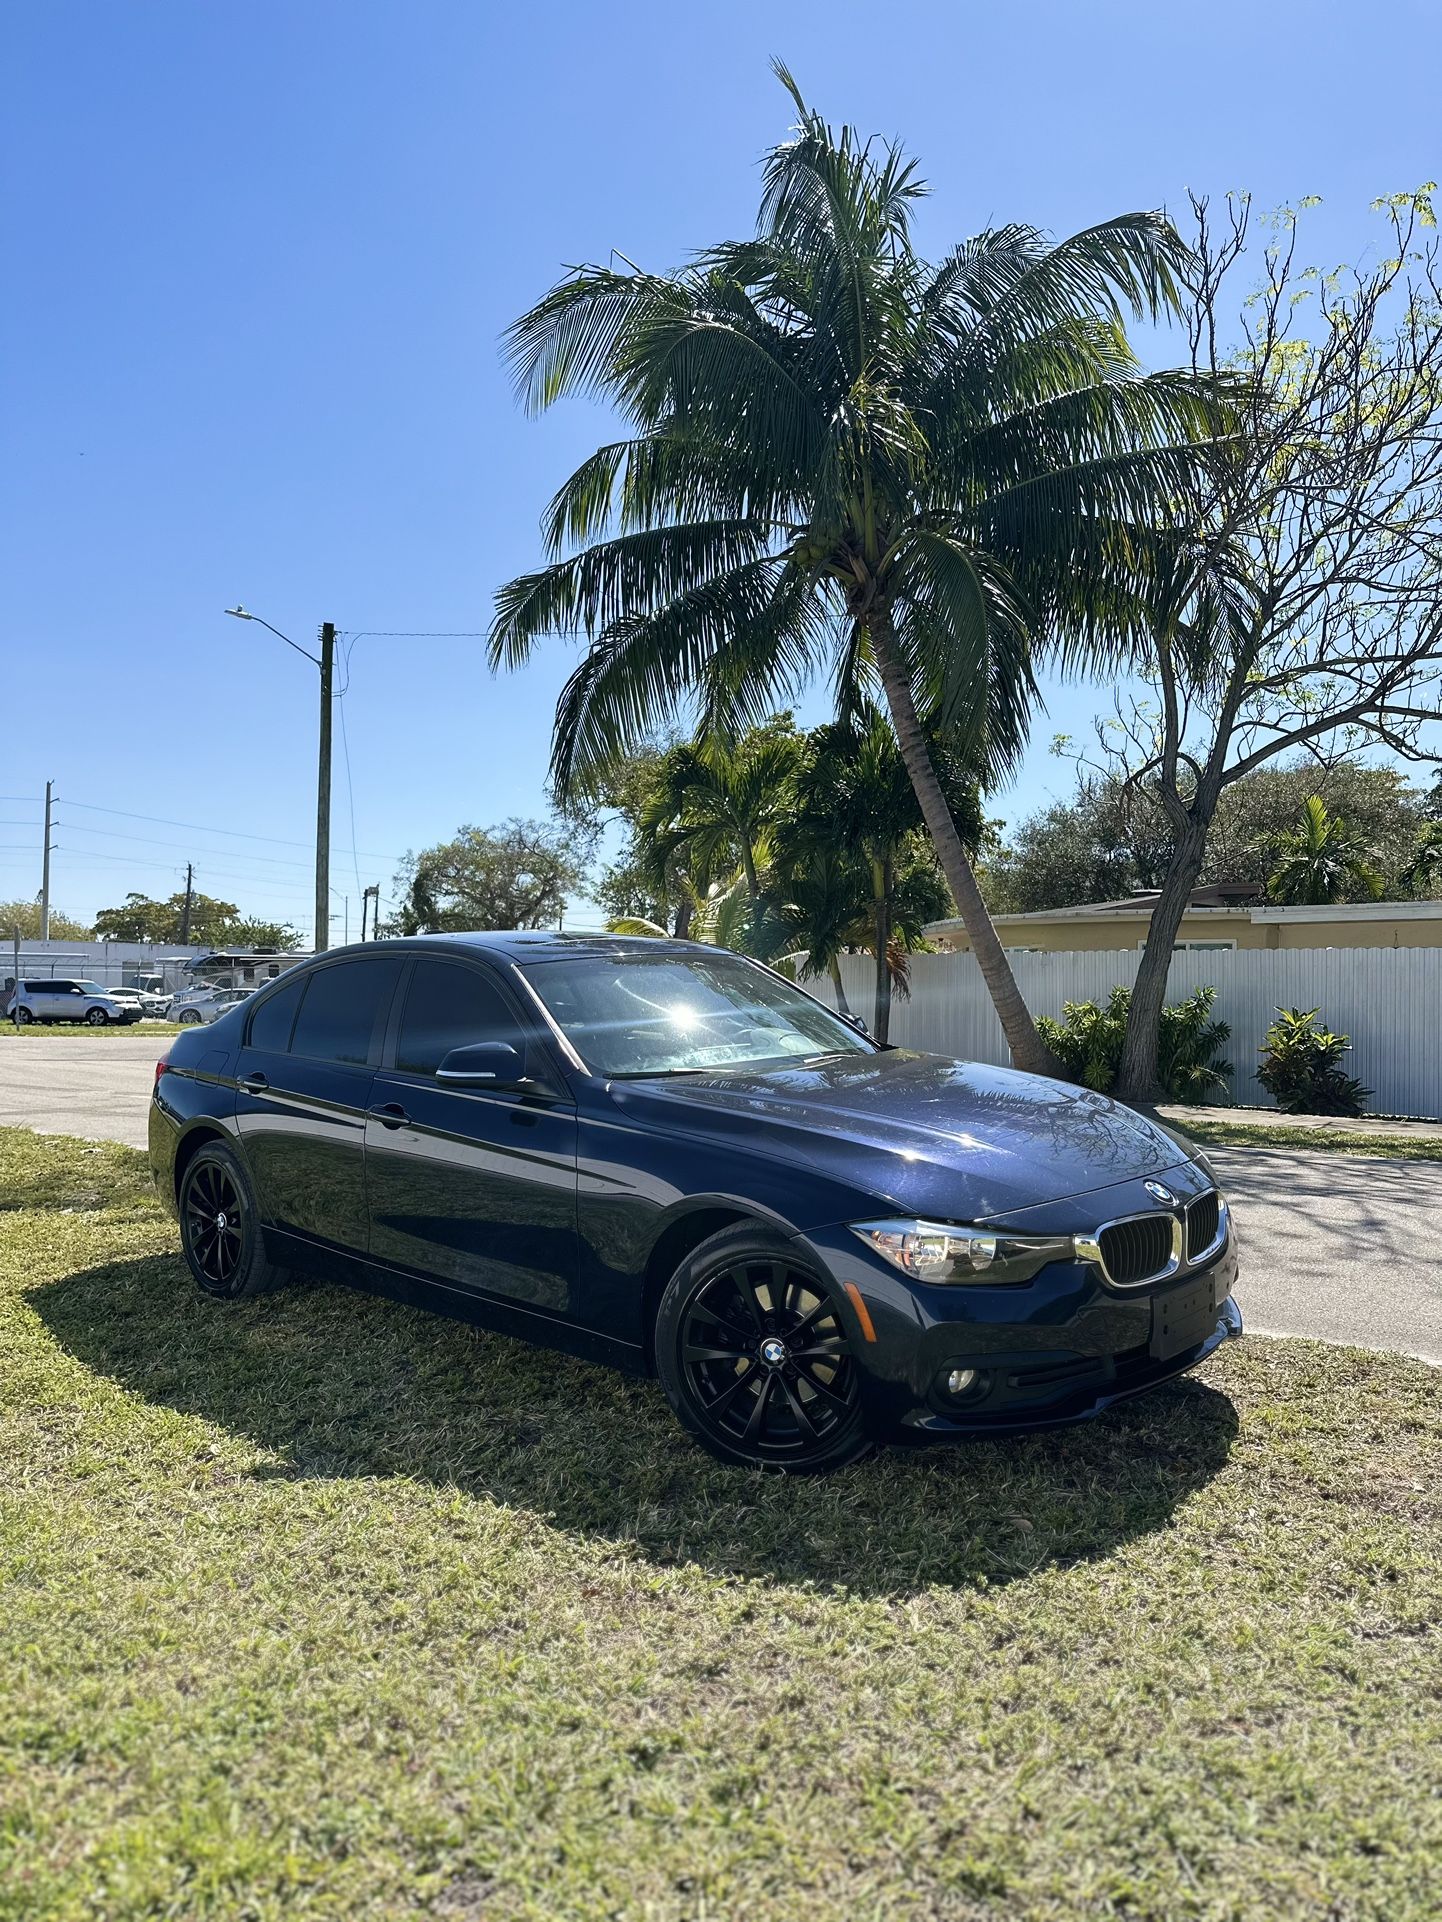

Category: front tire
[178, 1008, 203, 1025]
[85, 1006, 109, 1026]
[654, 1225, 872, 1474]
[178, 1142, 288, 1300]
[15, 1006, 33, 1025]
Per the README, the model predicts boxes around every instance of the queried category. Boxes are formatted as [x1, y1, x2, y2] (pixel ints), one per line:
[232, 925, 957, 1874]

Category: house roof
[924, 896, 1442, 935]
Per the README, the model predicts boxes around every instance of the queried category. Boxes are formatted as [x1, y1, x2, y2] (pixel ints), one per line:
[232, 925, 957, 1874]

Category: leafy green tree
[1264, 797, 1383, 906]
[635, 720, 803, 941]
[785, 706, 978, 1040]
[390, 818, 596, 934]
[490, 69, 1227, 1075]
[91, 892, 302, 948]
[225, 918, 303, 951]
[94, 891, 238, 945]
[0, 900, 92, 942]
[1101, 189, 1442, 1101]
[987, 761, 1430, 912]
[1401, 822, 1442, 898]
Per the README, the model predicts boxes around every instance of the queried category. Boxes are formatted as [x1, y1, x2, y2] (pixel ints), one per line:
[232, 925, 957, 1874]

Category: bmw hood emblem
[1144, 1181, 1179, 1207]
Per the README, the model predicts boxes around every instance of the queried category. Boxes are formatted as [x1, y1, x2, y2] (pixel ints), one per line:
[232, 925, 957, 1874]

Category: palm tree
[785, 705, 978, 1040]
[1266, 797, 1384, 906]
[1401, 822, 1442, 899]
[490, 69, 1227, 1073]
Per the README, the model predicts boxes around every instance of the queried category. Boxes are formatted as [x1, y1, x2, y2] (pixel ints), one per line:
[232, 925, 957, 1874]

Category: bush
[1037, 985, 1233, 1102]
[1255, 1007, 1371, 1116]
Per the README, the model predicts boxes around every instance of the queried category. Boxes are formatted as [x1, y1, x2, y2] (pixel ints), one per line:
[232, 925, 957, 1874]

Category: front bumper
[801, 1173, 1243, 1442]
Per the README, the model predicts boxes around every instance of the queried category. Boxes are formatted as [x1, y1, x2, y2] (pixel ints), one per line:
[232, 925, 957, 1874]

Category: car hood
[607, 1048, 1194, 1220]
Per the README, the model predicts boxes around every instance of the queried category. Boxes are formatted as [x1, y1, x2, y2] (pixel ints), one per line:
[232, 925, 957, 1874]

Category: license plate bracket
[1150, 1275, 1216, 1362]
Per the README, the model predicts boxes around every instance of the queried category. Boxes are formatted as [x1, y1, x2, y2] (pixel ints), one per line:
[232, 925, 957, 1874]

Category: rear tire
[178, 1142, 288, 1300]
[178, 1008, 203, 1025]
[654, 1224, 873, 1474]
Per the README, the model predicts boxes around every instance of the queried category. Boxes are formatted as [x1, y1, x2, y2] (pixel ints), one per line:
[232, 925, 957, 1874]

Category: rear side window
[247, 974, 307, 1053]
[290, 957, 402, 1067]
[395, 959, 523, 1077]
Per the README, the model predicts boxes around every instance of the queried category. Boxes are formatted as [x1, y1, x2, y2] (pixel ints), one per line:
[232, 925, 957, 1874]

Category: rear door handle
[240, 1071, 269, 1092]
[368, 1101, 410, 1129]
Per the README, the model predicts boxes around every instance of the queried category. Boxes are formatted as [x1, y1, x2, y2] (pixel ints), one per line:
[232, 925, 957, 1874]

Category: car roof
[314, 930, 721, 965]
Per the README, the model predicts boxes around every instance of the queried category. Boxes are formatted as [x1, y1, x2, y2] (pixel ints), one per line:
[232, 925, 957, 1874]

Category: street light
[224, 604, 336, 952]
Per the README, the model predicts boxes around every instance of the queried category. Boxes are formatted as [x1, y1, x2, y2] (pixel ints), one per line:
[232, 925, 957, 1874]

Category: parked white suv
[10, 979, 143, 1026]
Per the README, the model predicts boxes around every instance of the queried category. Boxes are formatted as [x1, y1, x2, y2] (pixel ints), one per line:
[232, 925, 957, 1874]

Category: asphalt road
[3, 1038, 1439, 1363]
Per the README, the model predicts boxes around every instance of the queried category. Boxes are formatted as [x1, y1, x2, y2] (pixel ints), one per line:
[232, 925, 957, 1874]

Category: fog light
[946, 1367, 978, 1396]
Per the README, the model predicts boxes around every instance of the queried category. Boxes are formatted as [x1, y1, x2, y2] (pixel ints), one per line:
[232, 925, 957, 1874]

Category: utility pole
[360, 883, 380, 941]
[40, 781, 54, 941]
[180, 863, 195, 944]
[10, 926, 19, 1028]
[222, 607, 337, 956]
[316, 621, 335, 953]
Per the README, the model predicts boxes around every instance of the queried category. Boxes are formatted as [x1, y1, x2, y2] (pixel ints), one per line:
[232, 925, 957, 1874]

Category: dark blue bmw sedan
[149, 932, 1241, 1472]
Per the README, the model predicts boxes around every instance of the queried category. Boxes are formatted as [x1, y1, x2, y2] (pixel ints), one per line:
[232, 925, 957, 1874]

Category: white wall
[2, 940, 208, 991]
[837, 946, 1442, 1119]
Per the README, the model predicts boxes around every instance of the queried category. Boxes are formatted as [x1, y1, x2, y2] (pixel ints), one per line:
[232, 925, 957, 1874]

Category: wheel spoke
[704, 1360, 760, 1415]
[789, 1296, 835, 1341]
[791, 1338, 847, 1364]
[777, 1371, 821, 1442]
[768, 1262, 792, 1319]
[795, 1361, 852, 1410]
[728, 1265, 767, 1333]
[685, 1342, 744, 1365]
[688, 1300, 754, 1349]
[742, 1370, 777, 1441]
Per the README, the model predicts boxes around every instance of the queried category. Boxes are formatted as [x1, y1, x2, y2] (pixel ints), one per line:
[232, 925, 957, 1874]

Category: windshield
[521, 950, 874, 1077]
[74, 981, 108, 996]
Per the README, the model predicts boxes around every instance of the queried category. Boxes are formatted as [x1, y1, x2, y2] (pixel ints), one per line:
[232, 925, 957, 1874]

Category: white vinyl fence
[837, 946, 1442, 1119]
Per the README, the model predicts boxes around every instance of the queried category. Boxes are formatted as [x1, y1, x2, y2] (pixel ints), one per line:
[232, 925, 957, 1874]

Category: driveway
[1205, 1143, 1442, 1364]
[2, 1040, 1438, 1362]
[0, 1035, 161, 1151]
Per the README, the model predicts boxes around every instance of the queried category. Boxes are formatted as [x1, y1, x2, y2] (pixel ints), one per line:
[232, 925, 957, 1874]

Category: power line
[337, 629, 488, 639]
[53, 819, 314, 869]
[58, 796, 403, 863]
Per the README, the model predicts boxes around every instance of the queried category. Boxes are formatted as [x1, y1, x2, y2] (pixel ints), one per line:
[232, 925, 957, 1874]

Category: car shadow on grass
[33, 1252, 1239, 1599]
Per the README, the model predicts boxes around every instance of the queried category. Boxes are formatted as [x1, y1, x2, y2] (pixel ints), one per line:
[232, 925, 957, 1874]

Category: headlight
[850, 1218, 1077, 1285]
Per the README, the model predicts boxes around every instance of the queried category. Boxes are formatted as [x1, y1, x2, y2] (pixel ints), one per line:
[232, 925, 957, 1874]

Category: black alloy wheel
[178, 1144, 286, 1300]
[85, 1006, 108, 1026]
[655, 1226, 871, 1473]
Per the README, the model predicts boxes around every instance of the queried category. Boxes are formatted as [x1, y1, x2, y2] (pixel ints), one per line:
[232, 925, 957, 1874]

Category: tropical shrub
[1037, 986, 1233, 1102]
[1255, 1007, 1371, 1116]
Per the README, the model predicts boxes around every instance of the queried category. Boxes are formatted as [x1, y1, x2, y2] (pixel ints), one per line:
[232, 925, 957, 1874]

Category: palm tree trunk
[829, 955, 852, 1018]
[871, 856, 892, 1044]
[672, 896, 693, 940]
[1115, 825, 1208, 1104]
[868, 609, 1059, 1077]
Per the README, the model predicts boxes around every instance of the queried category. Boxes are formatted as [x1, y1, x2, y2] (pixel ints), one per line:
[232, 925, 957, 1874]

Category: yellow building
[925, 889, 1442, 954]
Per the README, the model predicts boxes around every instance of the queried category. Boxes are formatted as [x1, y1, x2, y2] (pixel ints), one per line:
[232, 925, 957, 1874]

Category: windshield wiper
[607, 1066, 716, 1080]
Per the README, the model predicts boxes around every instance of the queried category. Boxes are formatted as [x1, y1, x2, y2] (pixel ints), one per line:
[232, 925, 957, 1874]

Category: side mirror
[436, 1040, 528, 1087]
[841, 1010, 869, 1035]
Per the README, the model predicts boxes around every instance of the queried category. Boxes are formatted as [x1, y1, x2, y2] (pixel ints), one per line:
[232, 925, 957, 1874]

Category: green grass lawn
[2, 1127, 1439, 1921]
[1169, 1115, 1442, 1162]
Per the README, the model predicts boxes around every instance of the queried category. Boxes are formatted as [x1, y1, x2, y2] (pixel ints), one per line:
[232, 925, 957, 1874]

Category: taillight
[155, 1057, 170, 1086]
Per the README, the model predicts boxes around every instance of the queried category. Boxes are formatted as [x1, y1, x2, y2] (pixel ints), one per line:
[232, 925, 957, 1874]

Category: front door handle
[240, 1071, 269, 1092]
[368, 1101, 410, 1129]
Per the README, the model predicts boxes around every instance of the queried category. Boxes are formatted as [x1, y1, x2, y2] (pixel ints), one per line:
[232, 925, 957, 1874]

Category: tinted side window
[395, 959, 522, 1077]
[247, 973, 307, 1053]
[290, 958, 402, 1067]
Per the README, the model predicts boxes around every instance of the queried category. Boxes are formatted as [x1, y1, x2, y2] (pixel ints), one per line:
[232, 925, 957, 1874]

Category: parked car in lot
[105, 985, 171, 1020]
[171, 987, 252, 1026]
[150, 933, 1241, 1473]
[12, 978, 143, 1026]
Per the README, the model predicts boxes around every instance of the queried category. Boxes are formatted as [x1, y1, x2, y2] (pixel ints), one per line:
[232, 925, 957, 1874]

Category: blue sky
[4, 0, 1438, 937]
